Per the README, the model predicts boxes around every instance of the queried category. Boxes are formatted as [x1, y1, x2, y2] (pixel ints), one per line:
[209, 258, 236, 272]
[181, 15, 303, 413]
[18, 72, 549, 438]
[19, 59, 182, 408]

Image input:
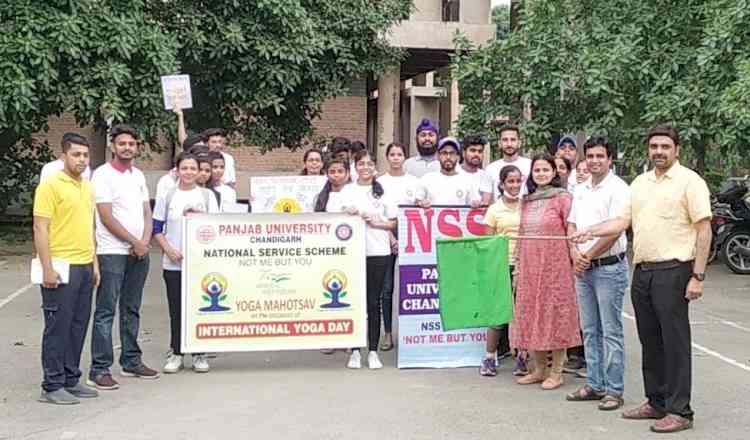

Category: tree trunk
[510, 0, 522, 31]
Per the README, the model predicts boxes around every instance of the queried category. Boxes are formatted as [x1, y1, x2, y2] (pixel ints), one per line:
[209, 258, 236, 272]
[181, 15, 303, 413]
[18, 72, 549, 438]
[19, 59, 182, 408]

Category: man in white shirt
[417, 137, 481, 207]
[556, 134, 579, 193]
[485, 124, 532, 200]
[88, 125, 159, 390]
[404, 118, 441, 178]
[566, 136, 630, 410]
[457, 134, 493, 205]
[39, 133, 92, 182]
[202, 128, 236, 188]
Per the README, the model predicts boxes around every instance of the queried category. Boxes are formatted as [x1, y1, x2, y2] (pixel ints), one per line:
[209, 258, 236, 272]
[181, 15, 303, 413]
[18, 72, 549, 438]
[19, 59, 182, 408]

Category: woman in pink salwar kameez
[512, 153, 581, 390]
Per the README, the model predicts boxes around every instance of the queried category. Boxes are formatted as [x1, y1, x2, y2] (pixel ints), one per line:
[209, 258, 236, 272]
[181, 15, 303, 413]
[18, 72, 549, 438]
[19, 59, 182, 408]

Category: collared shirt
[568, 171, 630, 258]
[33, 171, 95, 264]
[404, 154, 441, 178]
[92, 162, 150, 255]
[39, 159, 91, 182]
[484, 198, 521, 257]
[621, 161, 712, 264]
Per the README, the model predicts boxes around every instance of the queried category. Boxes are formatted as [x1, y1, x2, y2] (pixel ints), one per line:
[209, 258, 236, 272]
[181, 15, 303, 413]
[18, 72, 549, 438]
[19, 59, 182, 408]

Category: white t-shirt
[404, 155, 441, 178]
[156, 169, 178, 199]
[221, 152, 236, 185]
[457, 165, 493, 199]
[485, 156, 532, 200]
[568, 171, 630, 257]
[567, 169, 578, 194]
[92, 163, 149, 255]
[153, 187, 219, 271]
[214, 183, 237, 211]
[378, 173, 420, 206]
[340, 183, 397, 256]
[417, 171, 481, 206]
[324, 189, 347, 213]
[39, 159, 91, 182]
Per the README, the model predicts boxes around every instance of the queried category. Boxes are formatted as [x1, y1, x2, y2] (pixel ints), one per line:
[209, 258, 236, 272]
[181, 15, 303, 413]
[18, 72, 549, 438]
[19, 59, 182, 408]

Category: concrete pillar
[376, 67, 401, 169]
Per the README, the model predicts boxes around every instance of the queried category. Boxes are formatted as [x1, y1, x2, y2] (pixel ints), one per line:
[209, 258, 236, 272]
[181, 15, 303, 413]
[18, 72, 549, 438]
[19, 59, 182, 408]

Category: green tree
[453, 0, 750, 184]
[0, 0, 410, 211]
[492, 4, 511, 39]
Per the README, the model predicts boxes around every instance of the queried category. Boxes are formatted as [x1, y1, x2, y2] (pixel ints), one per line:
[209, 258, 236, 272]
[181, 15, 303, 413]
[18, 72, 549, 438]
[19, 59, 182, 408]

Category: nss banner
[397, 205, 488, 368]
[181, 213, 367, 353]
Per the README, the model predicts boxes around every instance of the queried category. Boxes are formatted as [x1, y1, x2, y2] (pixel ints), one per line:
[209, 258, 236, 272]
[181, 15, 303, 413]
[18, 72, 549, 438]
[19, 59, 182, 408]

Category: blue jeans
[575, 258, 628, 395]
[90, 254, 150, 378]
[41, 264, 94, 392]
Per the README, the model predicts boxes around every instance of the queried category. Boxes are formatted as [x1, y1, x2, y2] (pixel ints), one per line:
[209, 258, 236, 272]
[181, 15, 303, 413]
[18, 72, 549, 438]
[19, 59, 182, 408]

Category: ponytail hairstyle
[314, 157, 350, 212]
[352, 149, 383, 199]
[497, 164, 522, 195]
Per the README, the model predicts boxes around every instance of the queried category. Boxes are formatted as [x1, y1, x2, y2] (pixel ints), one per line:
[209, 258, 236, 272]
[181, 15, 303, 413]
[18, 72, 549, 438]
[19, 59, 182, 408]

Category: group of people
[32, 115, 711, 434]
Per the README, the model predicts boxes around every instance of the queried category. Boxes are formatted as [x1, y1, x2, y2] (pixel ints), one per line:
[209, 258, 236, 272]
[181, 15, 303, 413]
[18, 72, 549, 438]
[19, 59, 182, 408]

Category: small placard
[161, 74, 193, 110]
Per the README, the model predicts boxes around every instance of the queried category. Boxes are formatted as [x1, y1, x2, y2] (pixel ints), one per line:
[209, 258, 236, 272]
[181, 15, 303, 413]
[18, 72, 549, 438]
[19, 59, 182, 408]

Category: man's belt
[589, 252, 626, 269]
[637, 259, 691, 272]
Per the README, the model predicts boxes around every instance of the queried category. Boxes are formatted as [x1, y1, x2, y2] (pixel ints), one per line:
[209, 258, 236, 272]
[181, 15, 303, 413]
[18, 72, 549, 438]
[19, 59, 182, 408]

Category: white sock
[485, 352, 495, 360]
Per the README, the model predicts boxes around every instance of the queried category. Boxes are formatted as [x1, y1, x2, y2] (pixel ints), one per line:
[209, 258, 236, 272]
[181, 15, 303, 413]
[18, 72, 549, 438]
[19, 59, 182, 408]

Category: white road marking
[622, 311, 750, 373]
[0, 283, 33, 310]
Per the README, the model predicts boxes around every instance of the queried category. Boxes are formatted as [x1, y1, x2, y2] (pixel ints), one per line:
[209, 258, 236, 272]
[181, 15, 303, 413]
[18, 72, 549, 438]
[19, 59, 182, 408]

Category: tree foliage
[0, 0, 410, 211]
[453, 0, 750, 182]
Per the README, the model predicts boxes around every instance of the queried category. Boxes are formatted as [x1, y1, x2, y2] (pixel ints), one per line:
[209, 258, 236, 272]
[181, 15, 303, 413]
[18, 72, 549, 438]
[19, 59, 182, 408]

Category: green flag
[436, 235, 513, 331]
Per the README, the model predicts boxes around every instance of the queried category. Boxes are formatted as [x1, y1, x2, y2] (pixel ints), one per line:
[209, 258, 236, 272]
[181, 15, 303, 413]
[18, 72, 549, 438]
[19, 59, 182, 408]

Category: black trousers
[495, 266, 515, 355]
[40, 264, 94, 391]
[631, 261, 693, 419]
[163, 270, 183, 355]
[367, 255, 391, 351]
[380, 253, 397, 333]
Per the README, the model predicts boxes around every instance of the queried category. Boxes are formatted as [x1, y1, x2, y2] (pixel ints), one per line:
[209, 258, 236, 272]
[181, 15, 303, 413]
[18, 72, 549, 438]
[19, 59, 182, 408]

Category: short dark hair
[61, 133, 90, 153]
[463, 134, 487, 148]
[350, 140, 366, 153]
[202, 128, 226, 139]
[109, 124, 138, 142]
[646, 124, 680, 146]
[183, 134, 206, 150]
[175, 152, 198, 169]
[583, 136, 615, 158]
[331, 136, 352, 154]
[497, 123, 520, 138]
[187, 144, 210, 157]
[526, 153, 561, 194]
[208, 151, 224, 163]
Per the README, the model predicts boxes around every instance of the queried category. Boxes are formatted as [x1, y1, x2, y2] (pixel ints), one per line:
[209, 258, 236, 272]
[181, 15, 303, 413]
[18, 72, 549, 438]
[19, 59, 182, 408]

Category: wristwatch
[691, 272, 706, 282]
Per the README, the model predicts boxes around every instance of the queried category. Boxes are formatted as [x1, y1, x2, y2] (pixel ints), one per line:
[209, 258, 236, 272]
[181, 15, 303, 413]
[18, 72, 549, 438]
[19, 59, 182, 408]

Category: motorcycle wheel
[722, 230, 750, 274]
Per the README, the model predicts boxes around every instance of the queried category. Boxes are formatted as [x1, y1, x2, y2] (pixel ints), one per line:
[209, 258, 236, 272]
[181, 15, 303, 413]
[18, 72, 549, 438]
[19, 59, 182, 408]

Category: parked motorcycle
[711, 177, 750, 274]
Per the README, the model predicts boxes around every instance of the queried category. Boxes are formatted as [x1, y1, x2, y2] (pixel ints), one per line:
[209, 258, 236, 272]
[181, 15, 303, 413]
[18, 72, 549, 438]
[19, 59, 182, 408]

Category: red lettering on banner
[466, 207, 486, 235]
[404, 208, 433, 253]
[196, 319, 353, 339]
[437, 209, 462, 237]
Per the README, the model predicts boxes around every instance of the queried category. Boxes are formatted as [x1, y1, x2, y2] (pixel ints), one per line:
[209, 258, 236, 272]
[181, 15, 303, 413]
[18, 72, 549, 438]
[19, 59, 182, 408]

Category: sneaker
[192, 354, 210, 373]
[367, 351, 383, 370]
[122, 364, 160, 380]
[346, 350, 362, 369]
[86, 373, 119, 390]
[163, 353, 184, 374]
[64, 383, 98, 398]
[512, 356, 529, 376]
[479, 357, 498, 377]
[38, 389, 79, 405]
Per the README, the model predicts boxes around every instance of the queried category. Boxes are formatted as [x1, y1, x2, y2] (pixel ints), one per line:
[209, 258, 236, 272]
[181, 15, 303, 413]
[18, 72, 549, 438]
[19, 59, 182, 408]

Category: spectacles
[558, 144, 576, 151]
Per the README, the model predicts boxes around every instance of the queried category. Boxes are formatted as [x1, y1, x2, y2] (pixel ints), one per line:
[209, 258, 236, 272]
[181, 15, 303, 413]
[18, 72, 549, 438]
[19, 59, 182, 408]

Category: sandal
[379, 335, 394, 351]
[598, 394, 624, 411]
[566, 385, 605, 401]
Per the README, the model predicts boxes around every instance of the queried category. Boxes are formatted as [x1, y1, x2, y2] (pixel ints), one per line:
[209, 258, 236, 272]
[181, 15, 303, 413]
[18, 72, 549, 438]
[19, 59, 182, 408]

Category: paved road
[1, 254, 749, 440]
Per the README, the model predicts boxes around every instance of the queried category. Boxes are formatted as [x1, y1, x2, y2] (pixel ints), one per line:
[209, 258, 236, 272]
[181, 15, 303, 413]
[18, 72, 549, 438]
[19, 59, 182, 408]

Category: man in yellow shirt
[33, 133, 101, 405]
[572, 125, 712, 433]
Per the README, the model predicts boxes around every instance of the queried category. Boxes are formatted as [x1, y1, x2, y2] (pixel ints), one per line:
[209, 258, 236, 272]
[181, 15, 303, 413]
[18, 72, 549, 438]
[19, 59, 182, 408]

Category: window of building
[442, 0, 460, 22]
